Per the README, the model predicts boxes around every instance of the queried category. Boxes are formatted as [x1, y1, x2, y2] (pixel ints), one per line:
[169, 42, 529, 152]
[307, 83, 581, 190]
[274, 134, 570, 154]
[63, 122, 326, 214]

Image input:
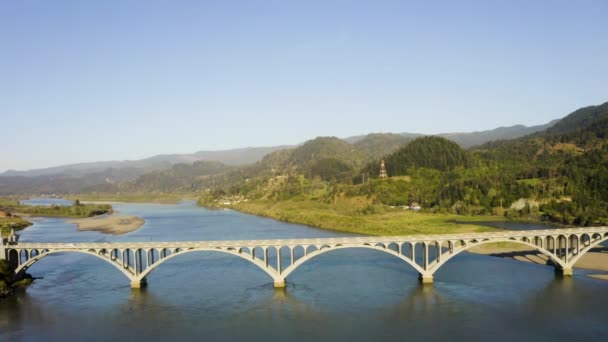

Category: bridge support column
[419, 273, 433, 285]
[131, 278, 147, 289]
[557, 267, 573, 277]
[0, 239, 6, 261]
[273, 278, 286, 288]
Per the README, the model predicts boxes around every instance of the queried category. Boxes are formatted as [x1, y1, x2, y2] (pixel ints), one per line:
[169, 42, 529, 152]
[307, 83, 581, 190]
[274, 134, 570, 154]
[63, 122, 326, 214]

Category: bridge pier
[557, 267, 573, 277]
[419, 273, 433, 285]
[273, 278, 286, 288]
[130, 278, 147, 289]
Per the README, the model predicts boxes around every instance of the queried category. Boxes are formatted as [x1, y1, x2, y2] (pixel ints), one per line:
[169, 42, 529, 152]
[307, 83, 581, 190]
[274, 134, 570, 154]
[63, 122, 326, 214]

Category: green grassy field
[228, 197, 500, 236]
[1, 199, 112, 219]
[0, 216, 32, 238]
[0, 197, 114, 237]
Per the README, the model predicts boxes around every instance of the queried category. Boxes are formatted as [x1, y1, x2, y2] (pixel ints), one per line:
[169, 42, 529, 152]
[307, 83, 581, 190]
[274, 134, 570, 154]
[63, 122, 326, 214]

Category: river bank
[469, 243, 608, 280]
[75, 196, 604, 278]
[0, 215, 32, 237]
[202, 198, 608, 278]
[1, 197, 114, 236]
[225, 198, 500, 236]
[0, 260, 33, 299]
[70, 193, 189, 204]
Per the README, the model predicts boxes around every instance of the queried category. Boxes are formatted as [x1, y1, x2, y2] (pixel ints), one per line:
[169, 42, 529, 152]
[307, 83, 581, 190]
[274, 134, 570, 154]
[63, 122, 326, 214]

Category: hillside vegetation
[0, 199, 112, 218]
[0, 215, 31, 238]
[3, 101, 608, 235]
[228, 197, 497, 236]
[199, 101, 608, 229]
[1, 121, 557, 195]
[380, 136, 468, 174]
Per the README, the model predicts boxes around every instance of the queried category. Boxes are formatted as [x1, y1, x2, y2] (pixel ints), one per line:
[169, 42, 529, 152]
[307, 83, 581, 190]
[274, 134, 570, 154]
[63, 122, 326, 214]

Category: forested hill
[352, 133, 413, 159]
[476, 101, 608, 156]
[198, 101, 608, 227]
[546, 101, 608, 134]
[1, 102, 606, 205]
[437, 121, 557, 148]
[381, 136, 469, 174]
[86, 161, 233, 193]
[3, 120, 553, 181]
[343, 121, 556, 149]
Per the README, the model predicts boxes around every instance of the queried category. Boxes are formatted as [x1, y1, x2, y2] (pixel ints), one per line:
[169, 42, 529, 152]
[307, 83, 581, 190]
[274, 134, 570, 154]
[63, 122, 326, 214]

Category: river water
[1, 200, 607, 341]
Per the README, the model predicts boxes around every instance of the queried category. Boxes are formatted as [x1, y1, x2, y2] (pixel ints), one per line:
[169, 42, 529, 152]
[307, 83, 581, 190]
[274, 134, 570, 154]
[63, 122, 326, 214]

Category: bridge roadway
[2, 226, 607, 288]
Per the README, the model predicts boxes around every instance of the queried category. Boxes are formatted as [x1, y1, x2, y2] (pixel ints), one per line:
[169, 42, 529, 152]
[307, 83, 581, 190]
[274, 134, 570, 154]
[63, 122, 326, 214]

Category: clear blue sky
[1, 0, 607, 172]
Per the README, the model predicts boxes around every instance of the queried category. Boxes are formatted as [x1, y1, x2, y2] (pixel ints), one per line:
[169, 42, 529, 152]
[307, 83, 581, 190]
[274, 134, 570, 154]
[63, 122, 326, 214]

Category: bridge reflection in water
[2, 227, 607, 289]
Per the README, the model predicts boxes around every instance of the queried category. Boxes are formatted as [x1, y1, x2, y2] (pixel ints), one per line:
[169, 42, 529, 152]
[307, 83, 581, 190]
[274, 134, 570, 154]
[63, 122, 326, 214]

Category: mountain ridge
[2, 121, 557, 178]
[7, 102, 603, 196]
[1, 146, 291, 177]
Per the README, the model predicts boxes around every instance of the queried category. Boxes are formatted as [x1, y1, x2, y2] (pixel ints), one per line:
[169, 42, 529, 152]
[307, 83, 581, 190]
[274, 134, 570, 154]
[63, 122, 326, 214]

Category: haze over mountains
[345, 121, 557, 147]
[3, 121, 555, 177]
[3, 101, 605, 196]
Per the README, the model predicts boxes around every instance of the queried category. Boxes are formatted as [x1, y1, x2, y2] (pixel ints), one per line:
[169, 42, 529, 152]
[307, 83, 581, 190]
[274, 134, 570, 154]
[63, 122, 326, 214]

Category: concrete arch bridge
[2, 227, 607, 289]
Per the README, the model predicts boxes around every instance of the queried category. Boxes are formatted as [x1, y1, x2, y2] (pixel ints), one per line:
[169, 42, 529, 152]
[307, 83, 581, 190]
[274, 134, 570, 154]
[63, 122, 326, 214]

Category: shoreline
[68, 215, 145, 235]
[206, 201, 608, 280]
[80, 200, 126, 205]
[70, 194, 190, 204]
[13, 198, 608, 280]
[223, 200, 501, 236]
[468, 244, 608, 280]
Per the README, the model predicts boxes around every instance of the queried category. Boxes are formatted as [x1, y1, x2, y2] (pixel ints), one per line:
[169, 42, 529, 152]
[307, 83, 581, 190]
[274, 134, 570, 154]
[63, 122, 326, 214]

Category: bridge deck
[13, 226, 608, 249]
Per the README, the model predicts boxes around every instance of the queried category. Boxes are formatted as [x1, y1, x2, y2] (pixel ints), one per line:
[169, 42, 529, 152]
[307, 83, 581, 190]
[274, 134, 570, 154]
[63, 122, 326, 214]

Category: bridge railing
[4, 226, 608, 288]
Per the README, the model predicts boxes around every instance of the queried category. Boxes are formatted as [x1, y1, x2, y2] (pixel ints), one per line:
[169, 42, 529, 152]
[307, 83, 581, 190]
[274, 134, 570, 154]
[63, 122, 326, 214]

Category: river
[1, 200, 607, 341]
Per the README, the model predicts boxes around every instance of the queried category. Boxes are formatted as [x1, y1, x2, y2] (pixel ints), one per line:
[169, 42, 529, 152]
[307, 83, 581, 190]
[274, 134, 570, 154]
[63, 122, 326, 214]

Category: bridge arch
[566, 234, 608, 267]
[12, 249, 135, 281]
[428, 238, 568, 276]
[133, 247, 279, 283]
[279, 244, 426, 281]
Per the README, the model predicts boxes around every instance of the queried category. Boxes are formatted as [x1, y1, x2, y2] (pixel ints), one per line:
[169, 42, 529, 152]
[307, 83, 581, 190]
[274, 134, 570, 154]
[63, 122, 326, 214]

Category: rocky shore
[0, 260, 33, 299]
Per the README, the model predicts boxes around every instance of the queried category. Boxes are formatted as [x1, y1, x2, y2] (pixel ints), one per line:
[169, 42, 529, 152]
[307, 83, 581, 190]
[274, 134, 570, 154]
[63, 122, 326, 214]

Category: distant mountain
[142, 146, 293, 167]
[352, 133, 414, 159]
[0, 167, 144, 195]
[344, 121, 556, 149]
[1, 146, 290, 178]
[92, 161, 233, 193]
[344, 132, 421, 144]
[0, 109, 571, 195]
[2, 121, 557, 179]
[474, 101, 608, 164]
[0, 160, 172, 178]
[436, 121, 558, 148]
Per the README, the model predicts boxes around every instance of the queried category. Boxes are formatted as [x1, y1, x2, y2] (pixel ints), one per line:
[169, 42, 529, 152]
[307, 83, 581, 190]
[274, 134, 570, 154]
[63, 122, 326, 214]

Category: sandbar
[69, 215, 145, 235]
